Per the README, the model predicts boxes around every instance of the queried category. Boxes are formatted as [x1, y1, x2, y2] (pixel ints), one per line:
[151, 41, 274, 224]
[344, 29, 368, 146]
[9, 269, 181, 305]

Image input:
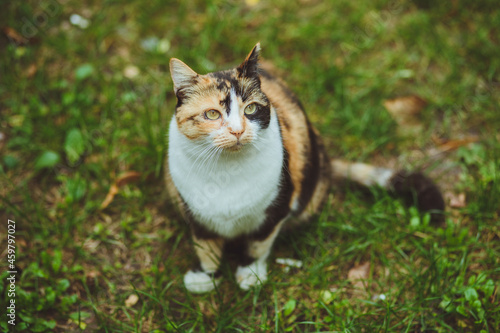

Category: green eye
[205, 110, 221, 120]
[244, 103, 258, 115]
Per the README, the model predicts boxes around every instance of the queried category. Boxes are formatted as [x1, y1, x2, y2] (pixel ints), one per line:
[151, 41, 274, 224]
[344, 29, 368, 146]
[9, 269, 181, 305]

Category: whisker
[185, 143, 216, 179]
[208, 147, 223, 178]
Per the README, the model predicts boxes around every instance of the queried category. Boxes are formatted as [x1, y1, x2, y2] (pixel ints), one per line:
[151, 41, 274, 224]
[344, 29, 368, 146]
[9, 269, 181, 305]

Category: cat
[165, 43, 444, 293]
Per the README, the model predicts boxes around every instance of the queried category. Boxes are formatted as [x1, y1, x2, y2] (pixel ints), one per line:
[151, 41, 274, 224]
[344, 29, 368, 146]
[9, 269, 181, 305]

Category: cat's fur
[166, 44, 444, 293]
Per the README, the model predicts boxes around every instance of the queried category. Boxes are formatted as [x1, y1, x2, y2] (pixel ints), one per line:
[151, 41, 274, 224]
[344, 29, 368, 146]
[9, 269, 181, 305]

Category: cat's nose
[229, 128, 244, 139]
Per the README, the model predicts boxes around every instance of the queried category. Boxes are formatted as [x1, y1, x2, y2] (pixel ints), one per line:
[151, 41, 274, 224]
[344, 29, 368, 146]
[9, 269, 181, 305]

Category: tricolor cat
[166, 44, 444, 293]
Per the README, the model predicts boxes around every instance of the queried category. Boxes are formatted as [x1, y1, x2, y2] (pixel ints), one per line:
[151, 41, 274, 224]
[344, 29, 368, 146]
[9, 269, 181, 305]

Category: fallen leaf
[125, 294, 139, 307]
[3, 27, 29, 45]
[25, 63, 38, 78]
[100, 184, 119, 210]
[437, 138, 479, 153]
[384, 95, 427, 117]
[116, 171, 142, 186]
[86, 270, 100, 279]
[100, 171, 141, 209]
[383, 95, 427, 134]
[347, 262, 370, 289]
[115, 171, 141, 187]
[445, 191, 467, 208]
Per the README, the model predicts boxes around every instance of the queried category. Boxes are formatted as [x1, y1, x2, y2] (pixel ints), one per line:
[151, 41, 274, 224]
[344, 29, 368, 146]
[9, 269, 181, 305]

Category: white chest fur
[168, 113, 284, 238]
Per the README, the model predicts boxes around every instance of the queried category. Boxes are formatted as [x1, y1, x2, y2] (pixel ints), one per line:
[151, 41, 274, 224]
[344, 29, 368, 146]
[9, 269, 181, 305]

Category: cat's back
[259, 63, 331, 217]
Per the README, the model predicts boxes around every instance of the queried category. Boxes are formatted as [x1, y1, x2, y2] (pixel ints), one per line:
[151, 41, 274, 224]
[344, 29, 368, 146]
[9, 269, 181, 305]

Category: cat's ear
[237, 43, 261, 78]
[170, 58, 198, 94]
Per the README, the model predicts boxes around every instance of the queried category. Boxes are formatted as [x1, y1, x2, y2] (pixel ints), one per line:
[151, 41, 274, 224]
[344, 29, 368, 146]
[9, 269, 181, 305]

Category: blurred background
[1, 0, 499, 332]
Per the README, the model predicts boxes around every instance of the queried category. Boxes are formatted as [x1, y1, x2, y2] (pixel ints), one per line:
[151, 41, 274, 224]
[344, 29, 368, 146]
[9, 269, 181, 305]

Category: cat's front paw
[236, 260, 267, 290]
[184, 270, 221, 293]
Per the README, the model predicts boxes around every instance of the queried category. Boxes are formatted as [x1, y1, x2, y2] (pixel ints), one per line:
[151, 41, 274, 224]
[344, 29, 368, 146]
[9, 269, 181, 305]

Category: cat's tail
[331, 160, 445, 223]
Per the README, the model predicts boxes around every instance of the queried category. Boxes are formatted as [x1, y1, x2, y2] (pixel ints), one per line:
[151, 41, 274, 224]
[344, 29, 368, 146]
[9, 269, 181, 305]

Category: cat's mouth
[214, 136, 251, 152]
[225, 142, 244, 152]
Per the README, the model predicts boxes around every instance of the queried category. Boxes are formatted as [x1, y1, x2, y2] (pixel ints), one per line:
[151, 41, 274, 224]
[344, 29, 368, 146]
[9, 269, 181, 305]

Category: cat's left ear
[170, 58, 199, 94]
[237, 43, 261, 78]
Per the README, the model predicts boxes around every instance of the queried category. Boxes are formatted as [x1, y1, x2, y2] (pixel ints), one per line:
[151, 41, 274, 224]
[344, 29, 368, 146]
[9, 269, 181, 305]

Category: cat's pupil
[244, 103, 257, 115]
[205, 110, 221, 120]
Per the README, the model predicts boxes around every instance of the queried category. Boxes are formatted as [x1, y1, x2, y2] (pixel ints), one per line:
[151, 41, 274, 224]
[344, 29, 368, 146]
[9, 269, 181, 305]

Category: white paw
[183, 270, 221, 294]
[236, 260, 268, 290]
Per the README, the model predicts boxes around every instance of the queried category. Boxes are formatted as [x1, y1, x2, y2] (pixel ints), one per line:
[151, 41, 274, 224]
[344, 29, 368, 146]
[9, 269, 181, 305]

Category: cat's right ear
[170, 58, 198, 94]
[237, 43, 261, 78]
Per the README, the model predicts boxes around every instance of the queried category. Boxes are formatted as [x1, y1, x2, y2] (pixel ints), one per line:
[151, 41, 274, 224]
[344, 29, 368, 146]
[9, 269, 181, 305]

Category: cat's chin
[222, 143, 246, 153]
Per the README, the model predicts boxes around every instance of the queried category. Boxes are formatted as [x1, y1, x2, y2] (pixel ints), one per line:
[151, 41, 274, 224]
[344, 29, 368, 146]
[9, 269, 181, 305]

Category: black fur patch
[237, 45, 260, 79]
[209, 71, 262, 102]
[175, 89, 188, 110]
[389, 171, 445, 223]
[297, 122, 320, 213]
[239, 78, 263, 103]
[174, 73, 199, 110]
[211, 71, 237, 92]
[223, 237, 253, 267]
[208, 70, 270, 128]
[245, 103, 271, 129]
[191, 262, 222, 278]
[220, 92, 231, 115]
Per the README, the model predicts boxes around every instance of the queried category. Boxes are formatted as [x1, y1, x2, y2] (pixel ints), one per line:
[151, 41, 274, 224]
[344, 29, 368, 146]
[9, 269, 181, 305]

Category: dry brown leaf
[384, 95, 427, 117]
[115, 171, 141, 187]
[3, 27, 29, 45]
[437, 138, 479, 153]
[100, 184, 119, 209]
[86, 270, 100, 279]
[347, 262, 370, 288]
[100, 171, 141, 209]
[116, 171, 142, 186]
[383, 95, 427, 134]
[445, 191, 467, 208]
[125, 294, 139, 307]
[25, 63, 38, 78]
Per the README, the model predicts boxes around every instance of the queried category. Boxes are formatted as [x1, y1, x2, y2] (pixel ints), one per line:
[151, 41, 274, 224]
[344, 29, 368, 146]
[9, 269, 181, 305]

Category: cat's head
[170, 43, 271, 152]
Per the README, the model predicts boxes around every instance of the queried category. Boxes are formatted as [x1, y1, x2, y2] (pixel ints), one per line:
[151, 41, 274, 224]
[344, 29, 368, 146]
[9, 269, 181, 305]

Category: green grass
[1, 0, 499, 332]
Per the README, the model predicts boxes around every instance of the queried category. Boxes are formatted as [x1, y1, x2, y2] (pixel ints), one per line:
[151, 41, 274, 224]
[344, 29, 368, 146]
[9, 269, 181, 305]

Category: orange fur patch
[259, 64, 309, 210]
